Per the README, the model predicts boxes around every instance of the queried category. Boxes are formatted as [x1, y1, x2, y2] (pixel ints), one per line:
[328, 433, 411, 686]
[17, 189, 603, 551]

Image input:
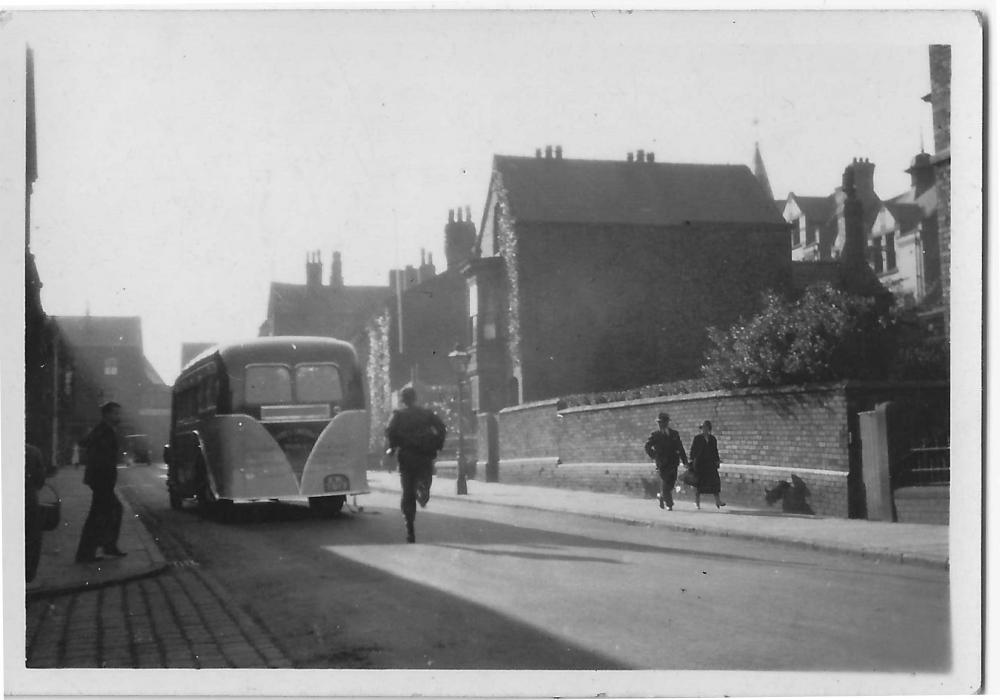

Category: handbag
[38, 483, 61, 531]
[682, 466, 699, 487]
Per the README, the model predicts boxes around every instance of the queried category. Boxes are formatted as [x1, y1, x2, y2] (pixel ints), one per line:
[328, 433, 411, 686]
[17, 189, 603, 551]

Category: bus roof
[181, 336, 358, 376]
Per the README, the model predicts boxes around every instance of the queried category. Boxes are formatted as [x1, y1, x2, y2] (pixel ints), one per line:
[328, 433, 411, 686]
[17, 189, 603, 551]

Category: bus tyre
[169, 489, 184, 511]
[309, 495, 346, 517]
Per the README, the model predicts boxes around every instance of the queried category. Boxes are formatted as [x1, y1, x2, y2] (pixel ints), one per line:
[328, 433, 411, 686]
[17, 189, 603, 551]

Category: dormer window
[104, 357, 118, 376]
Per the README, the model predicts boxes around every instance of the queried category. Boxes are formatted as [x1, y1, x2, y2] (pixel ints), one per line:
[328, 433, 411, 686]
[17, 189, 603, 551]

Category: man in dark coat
[644, 412, 689, 510]
[385, 387, 446, 543]
[75, 401, 127, 563]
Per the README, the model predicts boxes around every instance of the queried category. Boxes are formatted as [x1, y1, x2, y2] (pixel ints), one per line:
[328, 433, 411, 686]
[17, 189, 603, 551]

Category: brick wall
[496, 382, 947, 518]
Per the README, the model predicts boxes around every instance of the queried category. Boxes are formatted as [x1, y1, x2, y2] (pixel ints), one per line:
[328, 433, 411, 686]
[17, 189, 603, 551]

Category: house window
[885, 232, 896, 270]
[104, 357, 118, 376]
[805, 223, 816, 245]
[870, 237, 884, 273]
[791, 219, 801, 247]
[468, 279, 479, 345]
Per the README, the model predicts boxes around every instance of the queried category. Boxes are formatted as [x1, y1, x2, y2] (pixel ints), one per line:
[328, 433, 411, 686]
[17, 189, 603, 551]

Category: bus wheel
[309, 495, 346, 517]
[169, 489, 184, 511]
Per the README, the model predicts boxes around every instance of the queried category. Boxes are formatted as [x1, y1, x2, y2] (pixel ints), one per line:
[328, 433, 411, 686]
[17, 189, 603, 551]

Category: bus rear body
[166, 337, 369, 513]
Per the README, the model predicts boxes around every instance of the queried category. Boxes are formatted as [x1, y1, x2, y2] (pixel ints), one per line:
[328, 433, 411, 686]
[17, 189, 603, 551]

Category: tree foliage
[700, 284, 900, 388]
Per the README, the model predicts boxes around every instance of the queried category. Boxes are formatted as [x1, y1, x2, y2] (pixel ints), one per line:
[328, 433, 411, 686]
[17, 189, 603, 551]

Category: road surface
[118, 462, 950, 671]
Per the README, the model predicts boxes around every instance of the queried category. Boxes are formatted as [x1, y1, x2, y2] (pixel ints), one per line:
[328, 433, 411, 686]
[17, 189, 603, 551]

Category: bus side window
[206, 375, 217, 411]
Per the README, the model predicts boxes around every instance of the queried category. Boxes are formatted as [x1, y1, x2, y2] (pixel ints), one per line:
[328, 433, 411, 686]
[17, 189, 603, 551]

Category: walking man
[385, 387, 446, 543]
[75, 401, 127, 563]
[644, 412, 689, 510]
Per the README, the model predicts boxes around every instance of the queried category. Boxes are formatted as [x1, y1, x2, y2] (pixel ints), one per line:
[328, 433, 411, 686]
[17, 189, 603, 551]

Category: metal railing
[891, 446, 950, 489]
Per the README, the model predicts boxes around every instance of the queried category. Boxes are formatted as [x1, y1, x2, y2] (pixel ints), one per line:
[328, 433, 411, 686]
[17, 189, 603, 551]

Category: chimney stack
[637, 149, 645, 162]
[850, 157, 876, 197]
[906, 151, 935, 195]
[445, 206, 476, 270]
[305, 250, 322, 289]
[555, 145, 562, 159]
[535, 148, 542, 158]
[627, 152, 634, 162]
[545, 145, 553, 159]
[840, 165, 866, 271]
[329, 251, 343, 288]
[647, 151, 655, 163]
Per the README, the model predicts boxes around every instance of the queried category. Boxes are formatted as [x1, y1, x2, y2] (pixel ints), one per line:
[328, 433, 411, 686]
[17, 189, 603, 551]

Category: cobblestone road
[26, 523, 292, 669]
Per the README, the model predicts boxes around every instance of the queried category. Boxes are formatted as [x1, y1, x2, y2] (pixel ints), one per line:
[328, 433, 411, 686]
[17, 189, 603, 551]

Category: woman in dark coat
[689, 420, 725, 509]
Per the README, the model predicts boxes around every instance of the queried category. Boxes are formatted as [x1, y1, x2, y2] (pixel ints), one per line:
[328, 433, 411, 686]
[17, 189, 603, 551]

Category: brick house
[780, 155, 941, 313]
[50, 315, 170, 463]
[259, 251, 389, 342]
[463, 147, 794, 476]
[925, 44, 951, 336]
[363, 209, 476, 456]
[467, 147, 793, 409]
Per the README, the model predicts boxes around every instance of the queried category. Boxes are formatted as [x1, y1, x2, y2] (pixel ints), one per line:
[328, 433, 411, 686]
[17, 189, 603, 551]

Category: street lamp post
[447, 344, 470, 495]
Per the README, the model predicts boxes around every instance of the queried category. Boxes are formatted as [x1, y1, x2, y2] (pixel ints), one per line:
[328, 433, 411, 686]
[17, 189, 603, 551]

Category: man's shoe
[406, 532, 416, 543]
[416, 482, 430, 508]
[657, 493, 665, 509]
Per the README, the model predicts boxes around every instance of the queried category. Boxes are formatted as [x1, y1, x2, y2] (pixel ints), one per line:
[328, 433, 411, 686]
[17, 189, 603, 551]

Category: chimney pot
[637, 149, 645, 162]
[465, 205, 472, 221]
[647, 151, 655, 162]
[627, 152, 634, 162]
[535, 148, 542, 158]
[545, 145, 553, 159]
[448, 208, 455, 223]
[555, 145, 562, 159]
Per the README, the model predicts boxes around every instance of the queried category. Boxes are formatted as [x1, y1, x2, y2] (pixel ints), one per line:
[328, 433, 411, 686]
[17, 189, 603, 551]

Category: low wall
[893, 485, 949, 525]
[496, 382, 947, 518]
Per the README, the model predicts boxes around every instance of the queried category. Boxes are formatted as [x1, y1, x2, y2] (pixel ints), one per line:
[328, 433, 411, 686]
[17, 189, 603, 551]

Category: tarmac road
[119, 463, 951, 672]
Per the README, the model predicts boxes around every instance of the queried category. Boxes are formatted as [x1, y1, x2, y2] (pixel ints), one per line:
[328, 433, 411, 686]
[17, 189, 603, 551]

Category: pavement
[26, 464, 169, 600]
[368, 469, 949, 569]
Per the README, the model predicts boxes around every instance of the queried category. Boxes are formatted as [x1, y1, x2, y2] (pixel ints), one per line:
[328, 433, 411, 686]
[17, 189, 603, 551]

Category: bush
[700, 284, 896, 388]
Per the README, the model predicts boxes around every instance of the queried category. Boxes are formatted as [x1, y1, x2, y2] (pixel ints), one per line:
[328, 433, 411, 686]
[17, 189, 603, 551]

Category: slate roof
[266, 282, 390, 340]
[882, 201, 926, 234]
[493, 156, 786, 226]
[789, 194, 836, 224]
[268, 282, 388, 317]
[54, 316, 143, 350]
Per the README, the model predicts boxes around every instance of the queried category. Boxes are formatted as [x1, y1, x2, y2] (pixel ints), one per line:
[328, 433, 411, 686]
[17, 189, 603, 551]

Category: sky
[3, 9, 972, 384]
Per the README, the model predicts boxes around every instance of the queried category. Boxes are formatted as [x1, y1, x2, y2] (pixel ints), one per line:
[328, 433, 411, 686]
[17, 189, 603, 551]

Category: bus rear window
[296, 364, 343, 403]
[245, 365, 292, 404]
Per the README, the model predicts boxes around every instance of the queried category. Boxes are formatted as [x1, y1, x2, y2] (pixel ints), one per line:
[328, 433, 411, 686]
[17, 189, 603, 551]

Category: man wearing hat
[644, 412, 689, 510]
[75, 400, 127, 563]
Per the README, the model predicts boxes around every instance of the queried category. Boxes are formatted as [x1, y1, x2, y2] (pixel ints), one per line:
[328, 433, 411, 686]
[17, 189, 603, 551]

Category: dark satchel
[38, 483, 61, 531]
[682, 466, 699, 487]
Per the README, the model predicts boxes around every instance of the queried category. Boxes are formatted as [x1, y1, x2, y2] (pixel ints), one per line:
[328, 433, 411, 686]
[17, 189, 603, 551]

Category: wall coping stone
[556, 382, 851, 416]
[722, 463, 848, 477]
[495, 380, 948, 418]
[499, 398, 561, 415]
